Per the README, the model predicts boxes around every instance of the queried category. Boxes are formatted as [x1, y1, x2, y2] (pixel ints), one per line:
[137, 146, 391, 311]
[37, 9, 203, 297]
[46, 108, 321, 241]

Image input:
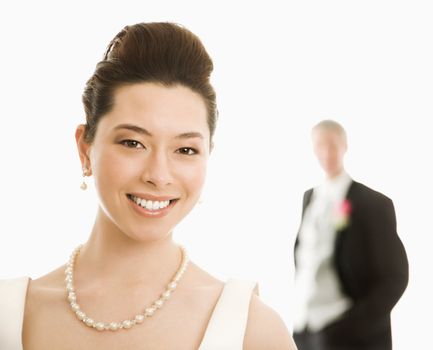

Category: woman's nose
[140, 151, 173, 188]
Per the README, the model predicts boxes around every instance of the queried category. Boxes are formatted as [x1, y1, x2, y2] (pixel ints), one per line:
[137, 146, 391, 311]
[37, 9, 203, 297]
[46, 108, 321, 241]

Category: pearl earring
[80, 167, 89, 190]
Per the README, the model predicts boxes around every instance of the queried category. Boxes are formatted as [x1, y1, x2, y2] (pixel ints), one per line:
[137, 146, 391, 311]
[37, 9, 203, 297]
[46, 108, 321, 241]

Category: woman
[0, 22, 297, 349]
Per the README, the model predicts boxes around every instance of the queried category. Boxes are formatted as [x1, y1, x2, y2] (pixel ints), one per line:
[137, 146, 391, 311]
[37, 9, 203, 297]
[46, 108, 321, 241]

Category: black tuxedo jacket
[294, 181, 409, 350]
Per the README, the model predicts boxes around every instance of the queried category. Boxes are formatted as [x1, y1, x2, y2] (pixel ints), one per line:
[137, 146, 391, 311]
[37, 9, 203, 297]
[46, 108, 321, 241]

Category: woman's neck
[74, 208, 182, 289]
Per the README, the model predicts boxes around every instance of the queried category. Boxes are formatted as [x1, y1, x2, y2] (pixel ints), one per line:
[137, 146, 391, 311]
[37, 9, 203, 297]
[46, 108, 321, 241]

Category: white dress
[0, 277, 256, 350]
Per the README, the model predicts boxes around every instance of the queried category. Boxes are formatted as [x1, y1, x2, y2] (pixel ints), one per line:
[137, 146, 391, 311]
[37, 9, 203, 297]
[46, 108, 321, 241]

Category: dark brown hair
[82, 22, 217, 143]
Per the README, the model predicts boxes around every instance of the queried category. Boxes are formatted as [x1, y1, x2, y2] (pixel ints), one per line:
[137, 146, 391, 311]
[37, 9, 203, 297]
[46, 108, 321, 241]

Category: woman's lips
[126, 194, 178, 218]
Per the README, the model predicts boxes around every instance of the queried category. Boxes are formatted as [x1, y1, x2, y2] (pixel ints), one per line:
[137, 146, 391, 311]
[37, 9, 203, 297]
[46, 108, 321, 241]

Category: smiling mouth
[126, 194, 178, 211]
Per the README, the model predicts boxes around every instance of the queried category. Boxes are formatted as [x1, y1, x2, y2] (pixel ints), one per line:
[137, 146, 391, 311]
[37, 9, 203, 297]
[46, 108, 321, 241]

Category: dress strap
[198, 279, 257, 350]
[0, 277, 29, 350]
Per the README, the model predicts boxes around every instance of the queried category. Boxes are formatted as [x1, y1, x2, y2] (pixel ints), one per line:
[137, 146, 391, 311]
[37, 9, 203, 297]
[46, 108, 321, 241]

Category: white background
[1, 1, 432, 348]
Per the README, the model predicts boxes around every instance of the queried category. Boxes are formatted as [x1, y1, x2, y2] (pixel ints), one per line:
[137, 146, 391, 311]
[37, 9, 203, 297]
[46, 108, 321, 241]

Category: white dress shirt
[294, 171, 353, 332]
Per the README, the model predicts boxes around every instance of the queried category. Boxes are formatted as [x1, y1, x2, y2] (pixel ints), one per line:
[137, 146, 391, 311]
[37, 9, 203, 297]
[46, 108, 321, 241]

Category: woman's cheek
[92, 152, 128, 192]
[185, 162, 207, 192]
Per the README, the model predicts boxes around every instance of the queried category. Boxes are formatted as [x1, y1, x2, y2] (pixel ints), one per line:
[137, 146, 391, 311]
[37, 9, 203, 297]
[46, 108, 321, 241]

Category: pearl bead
[85, 318, 95, 327]
[68, 293, 76, 302]
[76, 311, 86, 320]
[135, 314, 145, 323]
[122, 320, 133, 329]
[95, 322, 105, 331]
[71, 303, 80, 312]
[167, 282, 177, 290]
[145, 307, 155, 316]
[161, 290, 171, 300]
[109, 322, 119, 331]
[154, 299, 164, 308]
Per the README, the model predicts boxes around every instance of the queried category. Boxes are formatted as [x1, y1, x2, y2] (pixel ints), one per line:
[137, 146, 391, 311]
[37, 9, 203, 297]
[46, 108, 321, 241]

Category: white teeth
[130, 195, 171, 211]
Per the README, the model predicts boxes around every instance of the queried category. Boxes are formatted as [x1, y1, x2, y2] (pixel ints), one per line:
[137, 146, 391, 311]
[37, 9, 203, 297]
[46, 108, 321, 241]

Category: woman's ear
[75, 125, 92, 175]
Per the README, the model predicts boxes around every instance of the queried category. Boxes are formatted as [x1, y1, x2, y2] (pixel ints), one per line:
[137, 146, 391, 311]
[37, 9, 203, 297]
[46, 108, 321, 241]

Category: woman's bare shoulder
[183, 262, 224, 289]
[29, 265, 66, 293]
[244, 294, 298, 350]
[25, 265, 68, 317]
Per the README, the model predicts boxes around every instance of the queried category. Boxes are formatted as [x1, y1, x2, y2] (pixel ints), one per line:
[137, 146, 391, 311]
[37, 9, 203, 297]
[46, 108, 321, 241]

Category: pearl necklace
[64, 244, 189, 331]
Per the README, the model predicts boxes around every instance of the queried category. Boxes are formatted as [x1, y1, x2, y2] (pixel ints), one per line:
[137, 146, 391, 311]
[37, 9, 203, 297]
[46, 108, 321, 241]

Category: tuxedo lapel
[294, 189, 314, 256]
[302, 189, 314, 214]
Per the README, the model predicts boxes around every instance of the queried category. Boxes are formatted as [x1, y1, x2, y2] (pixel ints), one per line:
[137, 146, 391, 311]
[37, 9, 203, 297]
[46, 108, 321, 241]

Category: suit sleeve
[294, 189, 312, 266]
[324, 196, 409, 339]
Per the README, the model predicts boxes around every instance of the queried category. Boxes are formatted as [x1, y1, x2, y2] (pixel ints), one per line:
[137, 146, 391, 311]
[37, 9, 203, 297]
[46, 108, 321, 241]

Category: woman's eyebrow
[113, 124, 203, 140]
[175, 132, 204, 140]
[113, 123, 152, 136]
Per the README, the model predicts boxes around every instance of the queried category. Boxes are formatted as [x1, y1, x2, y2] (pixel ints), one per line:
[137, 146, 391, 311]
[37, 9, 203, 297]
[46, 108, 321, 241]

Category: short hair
[82, 22, 217, 144]
[312, 119, 347, 144]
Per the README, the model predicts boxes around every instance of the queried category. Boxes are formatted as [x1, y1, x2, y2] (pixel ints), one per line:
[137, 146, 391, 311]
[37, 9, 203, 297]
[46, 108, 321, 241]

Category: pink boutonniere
[333, 199, 352, 231]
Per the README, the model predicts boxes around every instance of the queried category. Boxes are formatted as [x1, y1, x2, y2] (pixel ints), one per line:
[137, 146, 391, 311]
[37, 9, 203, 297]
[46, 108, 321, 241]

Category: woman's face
[78, 83, 210, 242]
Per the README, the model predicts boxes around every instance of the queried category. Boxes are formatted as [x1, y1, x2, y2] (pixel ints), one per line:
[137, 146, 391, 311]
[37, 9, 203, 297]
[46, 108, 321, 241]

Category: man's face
[312, 128, 347, 178]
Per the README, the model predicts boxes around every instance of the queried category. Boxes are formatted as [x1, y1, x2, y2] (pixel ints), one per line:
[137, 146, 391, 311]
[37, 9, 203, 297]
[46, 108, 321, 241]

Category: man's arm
[325, 195, 409, 339]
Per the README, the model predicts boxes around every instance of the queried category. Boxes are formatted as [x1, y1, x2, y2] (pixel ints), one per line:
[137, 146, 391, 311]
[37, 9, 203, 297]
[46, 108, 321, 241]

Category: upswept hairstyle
[82, 22, 217, 143]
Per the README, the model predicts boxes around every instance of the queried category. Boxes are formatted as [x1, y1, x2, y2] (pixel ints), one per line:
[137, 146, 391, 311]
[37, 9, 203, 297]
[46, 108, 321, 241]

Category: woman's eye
[177, 147, 197, 155]
[120, 140, 144, 149]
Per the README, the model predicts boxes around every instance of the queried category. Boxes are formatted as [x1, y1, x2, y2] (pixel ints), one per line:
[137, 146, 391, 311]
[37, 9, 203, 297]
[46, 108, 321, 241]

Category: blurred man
[293, 120, 408, 350]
